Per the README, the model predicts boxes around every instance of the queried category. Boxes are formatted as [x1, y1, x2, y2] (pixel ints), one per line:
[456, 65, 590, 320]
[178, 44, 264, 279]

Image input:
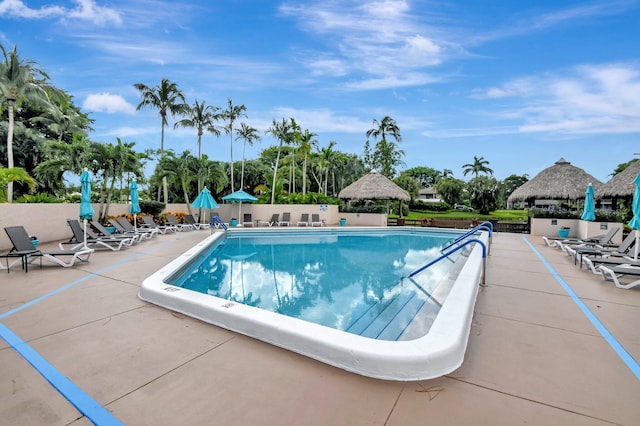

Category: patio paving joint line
[521, 235, 640, 381]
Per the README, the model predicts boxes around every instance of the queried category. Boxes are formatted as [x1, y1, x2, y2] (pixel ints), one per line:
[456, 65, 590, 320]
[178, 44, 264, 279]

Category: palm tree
[297, 129, 317, 195]
[0, 44, 51, 202]
[365, 116, 404, 178]
[0, 166, 36, 202]
[133, 78, 187, 204]
[174, 99, 221, 193]
[235, 122, 261, 190]
[221, 98, 247, 193]
[462, 156, 493, 178]
[265, 118, 294, 204]
[31, 87, 88, 143]
[366, 116, 402, 144]
[156, 151, 199, 214]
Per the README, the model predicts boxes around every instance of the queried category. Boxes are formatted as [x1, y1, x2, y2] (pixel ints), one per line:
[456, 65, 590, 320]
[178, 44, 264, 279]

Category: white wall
[531, 218, 623, 244]
[0, 203, 387, 250]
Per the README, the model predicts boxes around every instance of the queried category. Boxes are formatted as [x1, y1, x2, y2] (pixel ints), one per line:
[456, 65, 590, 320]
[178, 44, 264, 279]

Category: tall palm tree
[235, 122, 261, 190]
[366, 116, 402, 144]
[265, 118, 294, 204]
[221, 98, 246, 193]
[0, 44, 51, 202]
[297, 129, 317, 196]
[133, 78, 187, 204]
[462, 156, 493, 178]
[365, 116, 404, 178]
[174, 99, 221, 193]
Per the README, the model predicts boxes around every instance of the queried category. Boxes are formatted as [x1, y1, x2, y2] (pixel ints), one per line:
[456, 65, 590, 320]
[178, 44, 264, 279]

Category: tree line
[2, 43, 533, 218]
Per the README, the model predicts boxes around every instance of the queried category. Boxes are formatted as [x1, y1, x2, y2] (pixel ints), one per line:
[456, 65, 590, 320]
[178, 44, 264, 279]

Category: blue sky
[1, 0, 639, 184]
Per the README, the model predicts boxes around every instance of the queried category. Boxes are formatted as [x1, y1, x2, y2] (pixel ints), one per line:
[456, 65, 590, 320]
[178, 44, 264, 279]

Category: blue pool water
[166, 229, 465, 341]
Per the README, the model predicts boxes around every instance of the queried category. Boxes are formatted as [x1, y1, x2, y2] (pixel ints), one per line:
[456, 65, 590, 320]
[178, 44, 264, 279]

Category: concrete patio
[0, 230, 638, 425]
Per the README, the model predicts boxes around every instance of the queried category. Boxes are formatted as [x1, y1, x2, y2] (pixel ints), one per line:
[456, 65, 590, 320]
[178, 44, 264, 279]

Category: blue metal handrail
[210, 216, 228, 231]
[441, 221, 493, 255]
[406, 238, 487, 285]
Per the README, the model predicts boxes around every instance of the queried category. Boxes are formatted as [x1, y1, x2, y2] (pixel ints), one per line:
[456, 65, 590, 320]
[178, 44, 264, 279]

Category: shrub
[139, 200, 166, 217]
[15, 193, 64, 203]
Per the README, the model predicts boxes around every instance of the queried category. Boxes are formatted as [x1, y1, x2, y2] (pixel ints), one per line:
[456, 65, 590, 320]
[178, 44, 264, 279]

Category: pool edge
[138, 227, 488, 381]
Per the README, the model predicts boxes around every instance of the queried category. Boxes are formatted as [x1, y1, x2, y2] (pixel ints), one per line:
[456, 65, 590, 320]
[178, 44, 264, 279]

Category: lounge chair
[0, 230, 38, 273]
[280, 212, 291, 227]
[140, 216, 178, 234]
[5, 225, 93, 270]
[115, 217, 159, 239]
[184, 214, 209, 230]
[259, 214, 279, 227]
[565, 232, 636, 267]
[556, 228, 620, 253]
[583, 255, 640, 275]
[64, 219, 134, 251]
[311, 214, 323, 227]
[599, 264, 640, 289]
[91, 220, 140, 244]
[297, 213, 310, 226]
[166, 214, 193, 231]
[243, 213, 254, 227]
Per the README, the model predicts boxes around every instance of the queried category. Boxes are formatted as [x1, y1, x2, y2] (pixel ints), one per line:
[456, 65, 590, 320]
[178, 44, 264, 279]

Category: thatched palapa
[508, 158, 603, 206]
[339, 170, 410, 201]
[597, 159, 640, 198]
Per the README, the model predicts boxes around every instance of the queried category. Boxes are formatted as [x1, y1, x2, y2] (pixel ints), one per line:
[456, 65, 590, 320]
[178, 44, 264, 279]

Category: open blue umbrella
[130, 180, 141, 232]
[629, 173, 640, 260]
[581, 183, 596, 221]
[79, 169, 95, 248]
[191, 187, 219, 224]
[222, 190, 258, 223]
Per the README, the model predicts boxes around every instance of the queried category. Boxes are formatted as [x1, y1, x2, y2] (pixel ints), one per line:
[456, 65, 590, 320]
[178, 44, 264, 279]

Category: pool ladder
[405, 222, 492, 286]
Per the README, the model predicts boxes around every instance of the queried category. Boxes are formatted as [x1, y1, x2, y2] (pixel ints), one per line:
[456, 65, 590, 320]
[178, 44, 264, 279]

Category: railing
[387, 217, 530, 234]
[210, 216, 228, 231]
[406, 238, 487, 285]
[441, 222, 493, 255]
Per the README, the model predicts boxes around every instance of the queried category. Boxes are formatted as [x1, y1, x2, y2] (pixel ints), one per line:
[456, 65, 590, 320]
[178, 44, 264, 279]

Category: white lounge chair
[5, 225, 93, 270]
[259, 214, 279, 227]
[600, 264, 640, 289]
[311, 214, 323, 227]
[297, 213, 309, 226]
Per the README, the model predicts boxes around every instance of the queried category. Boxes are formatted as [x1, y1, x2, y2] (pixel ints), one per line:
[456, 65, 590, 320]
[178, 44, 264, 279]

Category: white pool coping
[138, 226, 489, 381]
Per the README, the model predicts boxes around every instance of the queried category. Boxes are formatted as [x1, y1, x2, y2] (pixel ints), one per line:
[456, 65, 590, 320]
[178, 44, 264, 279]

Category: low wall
[0, 203, 386, 250]
[530, 218, 623, 244]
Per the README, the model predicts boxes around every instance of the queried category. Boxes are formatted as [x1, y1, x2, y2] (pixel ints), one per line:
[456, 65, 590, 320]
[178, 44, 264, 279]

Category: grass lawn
[397, 209, 528, 221]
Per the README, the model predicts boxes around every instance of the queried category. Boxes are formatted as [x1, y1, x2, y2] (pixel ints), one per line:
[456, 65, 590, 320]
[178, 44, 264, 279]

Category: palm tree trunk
[271, 142, 282, 204]
[302, 154, 307, 196]
[230, 124, 234, 193]
[241, 140, 247, 190]
[6, 102, 15, 203]
[161, 121, 168, 204]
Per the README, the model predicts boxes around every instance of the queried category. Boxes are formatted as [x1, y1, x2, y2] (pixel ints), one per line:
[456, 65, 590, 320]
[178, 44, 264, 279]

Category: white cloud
[279, 0, 455, 89]
[0, 0, 121, 26]
[470, 62, 640, 135]
[268, 107, 370, 133]
[83, 93, 136, 114]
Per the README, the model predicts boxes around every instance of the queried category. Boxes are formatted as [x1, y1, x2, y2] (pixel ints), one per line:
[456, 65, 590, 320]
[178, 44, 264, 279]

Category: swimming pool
[139, 226, 489, 380]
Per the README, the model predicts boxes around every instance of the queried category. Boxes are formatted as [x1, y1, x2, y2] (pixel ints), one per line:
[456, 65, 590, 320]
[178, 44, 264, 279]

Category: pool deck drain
[0, 231, 638, 425]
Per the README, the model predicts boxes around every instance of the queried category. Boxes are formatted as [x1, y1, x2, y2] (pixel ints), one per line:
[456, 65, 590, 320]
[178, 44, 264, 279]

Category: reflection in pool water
[167, 231, 464, 341]
[140, 227, 488, 380]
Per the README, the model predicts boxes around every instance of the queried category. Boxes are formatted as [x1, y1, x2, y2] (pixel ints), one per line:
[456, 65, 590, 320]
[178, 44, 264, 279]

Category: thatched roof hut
[339, 170, 410, 201]
[597, 159, 640, 198]
[508, 158, 603, 206]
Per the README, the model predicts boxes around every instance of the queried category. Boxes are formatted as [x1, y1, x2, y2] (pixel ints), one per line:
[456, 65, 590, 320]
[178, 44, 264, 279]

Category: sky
[1, 0, 639, 184]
